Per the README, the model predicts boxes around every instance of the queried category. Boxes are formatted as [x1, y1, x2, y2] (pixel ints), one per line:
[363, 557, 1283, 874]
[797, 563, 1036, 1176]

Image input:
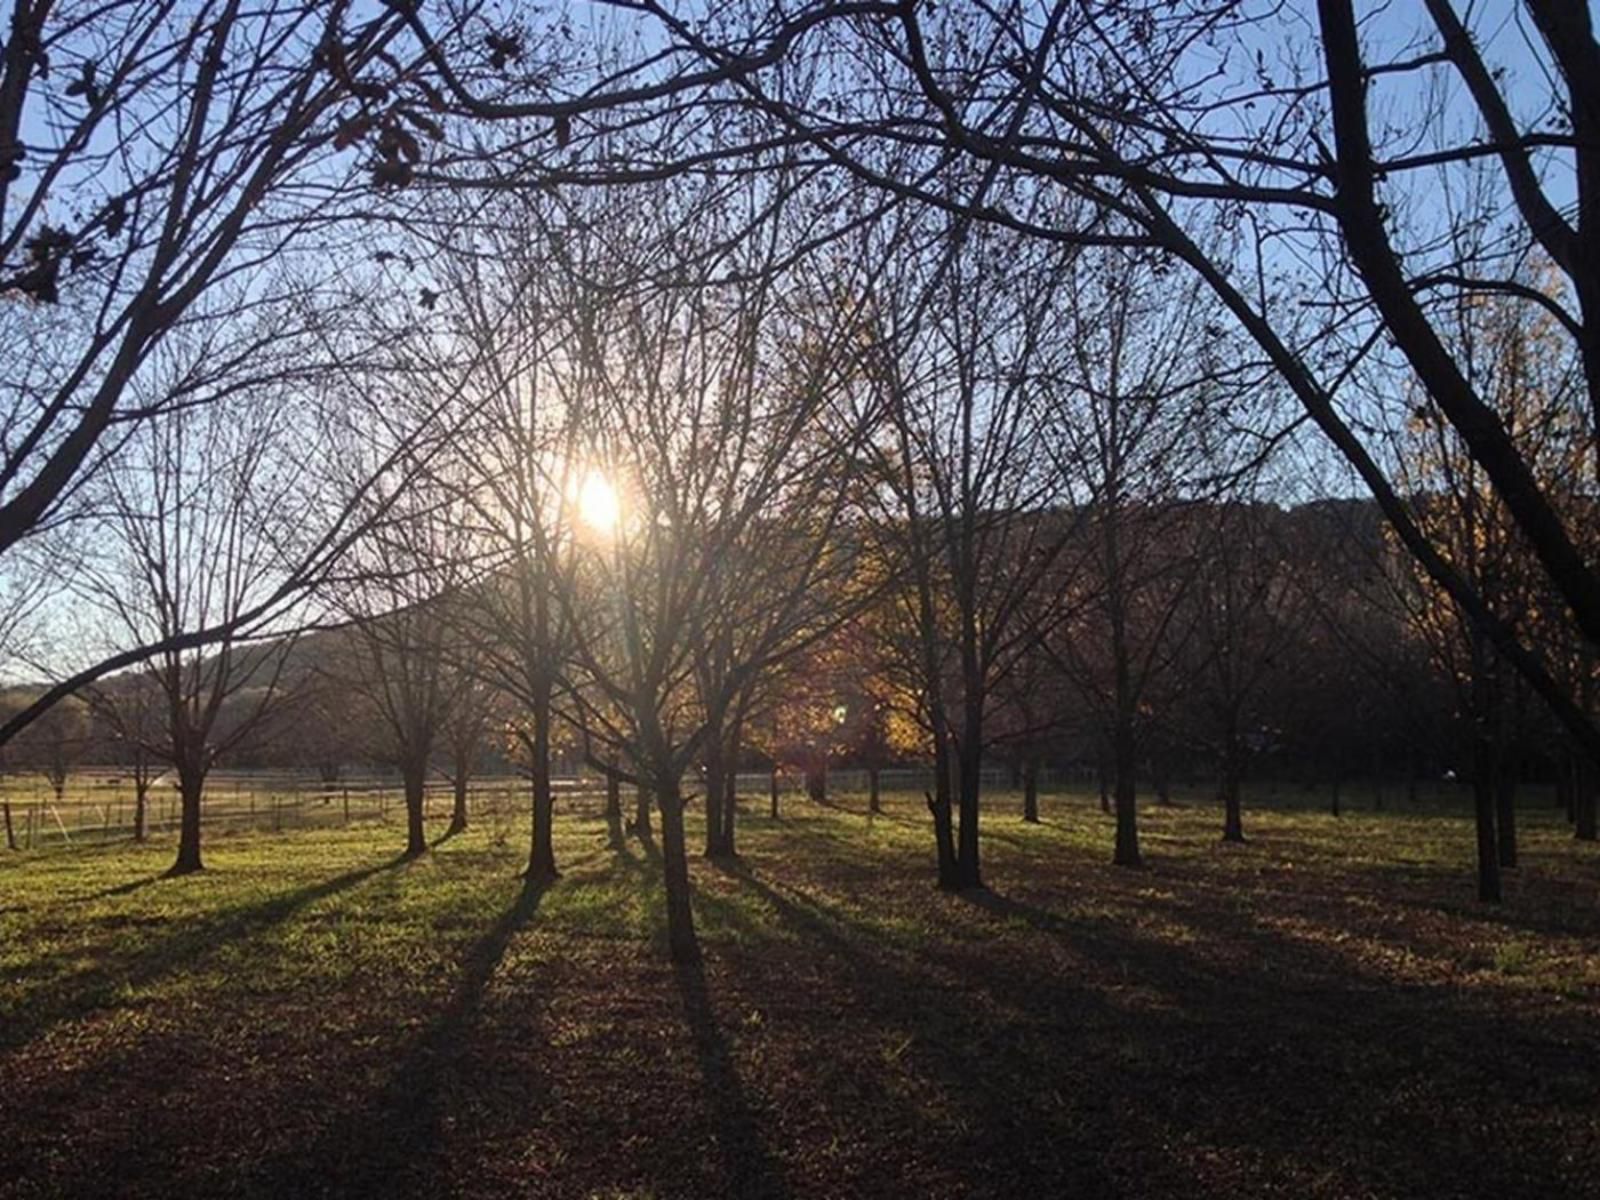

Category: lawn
[2, 791, 1598, 1198]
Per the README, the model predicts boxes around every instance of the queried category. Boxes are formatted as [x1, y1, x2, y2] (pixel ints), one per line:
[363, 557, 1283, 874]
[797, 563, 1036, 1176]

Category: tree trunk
[449, 773, 469, 836]
[1576, 754, 1598, 842]
[1154, 754, 1173, 807]
[1097, 752, 1111, 815]
[168, 768, 205, 876]
[1494, 749, 1517, 868]
[928, 737, 960, 889]
[656, 777, 698, 962]
[805, 763, 827, 803]
[525, 698, 558, 882]
[868, 765, 882, 815]
[768, 767, 779, 819]
[604, 772, 623, 846]
[403, 762, 427, 859]
[1468, 638, 1501, 898]
[133, 782, 149, 843]
[634, 784, 652, 841]
[1022, 758, 1039, 824]
[527, 770, 557, 882]
[2, 802, 15, 851]
[720, 723, 741, 857]
[1220, 732, 1245, 843]
[1112, 715, 1141, 868]
[703, 733, 728, 858]
[956, 714, 983, 889]
[1330, 775, 1342, 818]
[1471, 731, 1502, 901]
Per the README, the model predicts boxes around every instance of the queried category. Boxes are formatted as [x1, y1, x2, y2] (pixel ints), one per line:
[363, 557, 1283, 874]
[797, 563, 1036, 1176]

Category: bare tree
[78, 396, 308, 874]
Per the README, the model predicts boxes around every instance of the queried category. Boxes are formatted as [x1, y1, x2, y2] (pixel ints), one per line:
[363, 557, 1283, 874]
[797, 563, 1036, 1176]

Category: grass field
[2, 791, 1598, 1198]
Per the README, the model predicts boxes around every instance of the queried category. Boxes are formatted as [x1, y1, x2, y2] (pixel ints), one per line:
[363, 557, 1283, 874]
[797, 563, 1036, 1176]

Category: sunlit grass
[1, 788, 1597, 1197]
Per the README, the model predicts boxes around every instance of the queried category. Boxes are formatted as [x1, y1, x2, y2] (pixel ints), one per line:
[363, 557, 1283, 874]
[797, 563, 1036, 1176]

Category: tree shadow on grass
[673, 947, 792, 1200]
[0, 854, 410, 1054]
[249, 874, 552, 1198]
[715, 856, 1600, 1199]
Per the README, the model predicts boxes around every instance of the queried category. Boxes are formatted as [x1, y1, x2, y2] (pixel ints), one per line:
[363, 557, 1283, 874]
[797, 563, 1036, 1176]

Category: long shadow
[0, 869, 168, 916]
[674, 949, 792, 1200]
[709, 858, 1128, 1197]
[729, 856, 1600, 1199]
[0, 854, 409, 1054]
[250, 874, 552, 1197]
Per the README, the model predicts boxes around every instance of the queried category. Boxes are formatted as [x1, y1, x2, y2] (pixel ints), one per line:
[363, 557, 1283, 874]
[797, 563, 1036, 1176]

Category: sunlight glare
[577, 467, 621, 532]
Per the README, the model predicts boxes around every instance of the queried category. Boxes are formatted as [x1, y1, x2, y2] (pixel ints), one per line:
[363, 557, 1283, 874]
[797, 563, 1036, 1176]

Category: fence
[0, 771, 614, 851]
[1, 763, 1113, 853]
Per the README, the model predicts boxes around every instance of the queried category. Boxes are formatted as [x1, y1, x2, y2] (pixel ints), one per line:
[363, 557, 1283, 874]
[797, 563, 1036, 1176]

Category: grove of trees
[3, 0, 1599, 954]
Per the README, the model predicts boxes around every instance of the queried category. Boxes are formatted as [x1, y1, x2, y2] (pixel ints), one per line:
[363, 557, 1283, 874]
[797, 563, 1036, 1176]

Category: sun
[576, 467, 620, 532]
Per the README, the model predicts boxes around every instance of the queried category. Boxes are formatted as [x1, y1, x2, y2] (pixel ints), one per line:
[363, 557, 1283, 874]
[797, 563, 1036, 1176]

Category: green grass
[2, 790, 1598, 1198]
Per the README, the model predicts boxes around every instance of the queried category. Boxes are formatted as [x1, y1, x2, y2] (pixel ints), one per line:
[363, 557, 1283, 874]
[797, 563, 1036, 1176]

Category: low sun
[577, 467, 620, 532]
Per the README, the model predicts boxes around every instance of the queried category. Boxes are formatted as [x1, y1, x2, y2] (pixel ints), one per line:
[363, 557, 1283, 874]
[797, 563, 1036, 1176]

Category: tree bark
[805, 763, 827, 803]
[768, 766, 779, 819]
[133, 781, 149, 843]
[1112, 716, 1141, 867]
[1494, 751, 1518, 868]
[449, 773, 469, 836]
[956, 711, 983, 888]
[868, 765, 882, 815]
[703, 732, 728, 858]
[1022, 758, 1039, 824]
[168, 767, 205, 875]
[1154, 754, 1173, 807]
[1576, 754, 1598, 842]
[634, 784, 652, 841]
[604, 772, 623, 846]
[928, 736, 960, 889]
[1471, 731, 1503, 901]
[2, 802, 15, 851]
[525, 694, 558, 882]
[1220, 734, 1245, 843]
[720, 722, 740, 857]
[656, 777, 698, 962]
[403, 761, 427, 859]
